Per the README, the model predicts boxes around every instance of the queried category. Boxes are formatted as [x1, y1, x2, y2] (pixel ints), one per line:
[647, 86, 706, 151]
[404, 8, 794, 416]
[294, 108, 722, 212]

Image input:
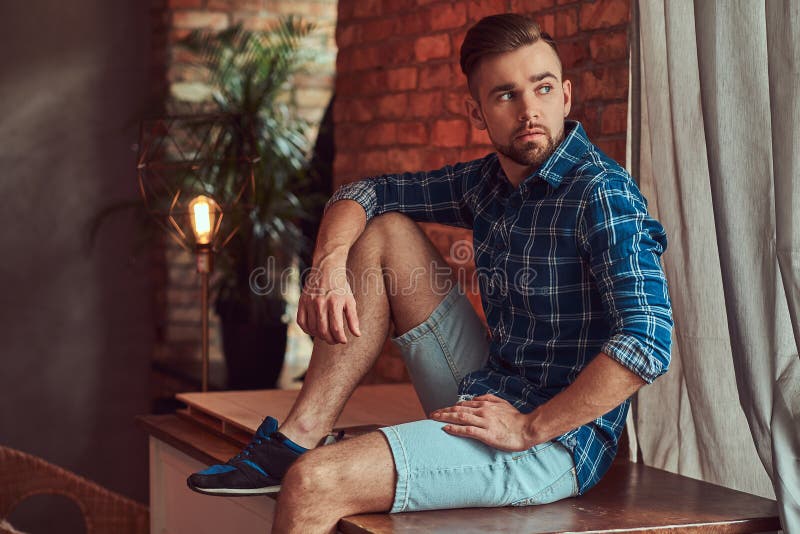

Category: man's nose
[518, 92, 539, 122]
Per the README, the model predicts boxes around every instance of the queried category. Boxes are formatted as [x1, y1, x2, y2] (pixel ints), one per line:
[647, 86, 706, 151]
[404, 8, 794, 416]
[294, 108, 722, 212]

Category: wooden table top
[139, 385, 781, 534]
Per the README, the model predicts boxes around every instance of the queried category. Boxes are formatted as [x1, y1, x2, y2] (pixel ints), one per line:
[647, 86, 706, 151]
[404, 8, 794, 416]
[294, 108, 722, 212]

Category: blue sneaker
[187, 416, 307, 496]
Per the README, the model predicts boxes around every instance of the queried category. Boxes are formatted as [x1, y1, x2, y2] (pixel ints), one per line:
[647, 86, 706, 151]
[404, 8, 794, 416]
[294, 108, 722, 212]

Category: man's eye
[499, 92, 514, 101]
[538, 85, 553, 95]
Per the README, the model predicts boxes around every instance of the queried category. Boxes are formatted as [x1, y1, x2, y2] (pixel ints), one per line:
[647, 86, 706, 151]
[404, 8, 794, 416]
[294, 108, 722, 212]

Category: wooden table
[139, 384, 781, 533]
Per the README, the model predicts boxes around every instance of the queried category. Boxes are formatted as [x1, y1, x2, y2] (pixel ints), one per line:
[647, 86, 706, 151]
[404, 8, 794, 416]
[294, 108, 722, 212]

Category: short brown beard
[493, 125, 564, 169]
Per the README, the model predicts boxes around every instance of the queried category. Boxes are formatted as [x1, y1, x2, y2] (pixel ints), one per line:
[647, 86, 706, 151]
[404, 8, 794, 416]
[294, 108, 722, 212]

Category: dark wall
[0, 0, 154, 530]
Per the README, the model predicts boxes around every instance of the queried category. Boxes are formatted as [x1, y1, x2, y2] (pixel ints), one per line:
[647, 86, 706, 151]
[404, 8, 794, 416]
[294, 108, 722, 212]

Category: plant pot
[220, 319, 287, 390]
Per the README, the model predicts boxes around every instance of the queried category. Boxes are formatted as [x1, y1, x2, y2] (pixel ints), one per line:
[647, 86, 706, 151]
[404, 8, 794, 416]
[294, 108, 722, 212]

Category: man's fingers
[442, 424, 488, 442]
[297, 303, 308, 333]
[315, 299, 335, 344]
[431, 408, 486, 428]
[344, 297, 361, 337]
[328, 300, 347, 344]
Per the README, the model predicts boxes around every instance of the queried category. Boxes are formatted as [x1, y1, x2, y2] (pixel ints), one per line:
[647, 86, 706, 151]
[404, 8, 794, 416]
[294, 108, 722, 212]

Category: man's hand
[430, 394, 538, 452]
[297, 264, 361, 345]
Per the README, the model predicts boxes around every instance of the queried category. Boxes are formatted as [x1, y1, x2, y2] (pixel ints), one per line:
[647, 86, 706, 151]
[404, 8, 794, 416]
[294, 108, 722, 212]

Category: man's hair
[460, 14, 561, 98]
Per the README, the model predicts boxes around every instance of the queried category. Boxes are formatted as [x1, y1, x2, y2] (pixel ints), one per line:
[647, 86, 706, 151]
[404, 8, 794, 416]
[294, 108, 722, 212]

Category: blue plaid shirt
[327, 121, 673, 494]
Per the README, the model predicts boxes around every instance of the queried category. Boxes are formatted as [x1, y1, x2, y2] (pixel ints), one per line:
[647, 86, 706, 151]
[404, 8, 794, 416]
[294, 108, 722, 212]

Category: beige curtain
[634, 1, 799, 531]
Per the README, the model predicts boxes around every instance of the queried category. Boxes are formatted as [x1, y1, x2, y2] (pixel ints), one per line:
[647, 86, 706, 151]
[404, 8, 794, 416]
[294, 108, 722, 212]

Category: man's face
[466, 41, 572, 181]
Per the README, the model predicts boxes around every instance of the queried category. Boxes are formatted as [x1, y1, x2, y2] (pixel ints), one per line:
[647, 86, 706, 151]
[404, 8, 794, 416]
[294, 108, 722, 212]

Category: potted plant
[173, 18, 321, 389]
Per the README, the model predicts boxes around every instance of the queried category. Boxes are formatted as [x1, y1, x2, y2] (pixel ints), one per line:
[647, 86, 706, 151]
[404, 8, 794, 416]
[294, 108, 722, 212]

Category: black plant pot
[220, 319, 287, 390]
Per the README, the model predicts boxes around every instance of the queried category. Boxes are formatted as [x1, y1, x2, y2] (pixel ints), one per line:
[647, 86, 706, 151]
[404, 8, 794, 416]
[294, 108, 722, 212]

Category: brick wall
[150, 0, 338, 373]
[333, 0, 630, 382]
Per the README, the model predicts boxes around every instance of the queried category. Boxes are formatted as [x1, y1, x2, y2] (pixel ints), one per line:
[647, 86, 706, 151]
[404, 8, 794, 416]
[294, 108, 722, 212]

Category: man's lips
[514, 128, 548, 141]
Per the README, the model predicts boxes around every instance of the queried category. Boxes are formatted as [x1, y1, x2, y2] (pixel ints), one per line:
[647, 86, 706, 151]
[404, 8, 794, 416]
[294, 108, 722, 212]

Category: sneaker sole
[187, 483, 282, 496]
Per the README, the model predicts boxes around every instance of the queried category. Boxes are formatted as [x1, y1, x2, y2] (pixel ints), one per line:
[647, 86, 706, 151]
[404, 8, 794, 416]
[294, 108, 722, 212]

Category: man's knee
[349, 212, 424, 264]
[359, 212, 419, 244]
[282, 449, 337, 499]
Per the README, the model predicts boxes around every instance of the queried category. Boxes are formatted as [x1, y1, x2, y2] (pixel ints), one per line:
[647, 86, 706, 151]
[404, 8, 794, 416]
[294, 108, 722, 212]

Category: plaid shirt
[327, 121, 673, 494]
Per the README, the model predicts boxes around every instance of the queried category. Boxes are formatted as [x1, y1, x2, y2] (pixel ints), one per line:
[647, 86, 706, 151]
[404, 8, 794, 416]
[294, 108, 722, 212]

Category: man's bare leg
[273, 431, 394, 533]
[278, 212, 455, 448]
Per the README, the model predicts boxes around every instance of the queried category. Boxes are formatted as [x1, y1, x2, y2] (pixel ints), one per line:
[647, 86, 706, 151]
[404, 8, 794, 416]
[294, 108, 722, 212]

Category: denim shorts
[379, 287, 578, 513]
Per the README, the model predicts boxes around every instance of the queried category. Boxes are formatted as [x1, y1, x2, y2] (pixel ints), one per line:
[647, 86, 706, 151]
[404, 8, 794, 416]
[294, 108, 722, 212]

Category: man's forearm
[525, 353, 646, 445]
[312, 200, 368, 273]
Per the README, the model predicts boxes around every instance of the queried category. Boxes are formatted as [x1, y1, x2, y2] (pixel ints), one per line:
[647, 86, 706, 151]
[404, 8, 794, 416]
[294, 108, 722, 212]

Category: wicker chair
[0, 445, 148, 534]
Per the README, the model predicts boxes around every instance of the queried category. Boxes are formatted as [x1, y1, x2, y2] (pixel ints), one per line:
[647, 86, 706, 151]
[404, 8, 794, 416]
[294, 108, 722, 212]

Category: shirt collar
[528, 120, 590, 189]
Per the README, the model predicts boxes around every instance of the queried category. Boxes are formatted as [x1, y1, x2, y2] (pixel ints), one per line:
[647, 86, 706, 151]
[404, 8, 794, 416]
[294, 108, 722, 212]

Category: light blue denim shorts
[379, 287, 578, 513]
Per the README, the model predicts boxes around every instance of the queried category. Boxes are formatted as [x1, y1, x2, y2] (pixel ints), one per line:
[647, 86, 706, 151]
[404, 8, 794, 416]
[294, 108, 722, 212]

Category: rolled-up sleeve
[325, 157, 490, 228]
[579, 174, 673, 383]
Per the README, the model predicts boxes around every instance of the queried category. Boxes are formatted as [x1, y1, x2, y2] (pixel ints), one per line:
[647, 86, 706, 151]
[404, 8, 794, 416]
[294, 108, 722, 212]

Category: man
[188, 13, 673, 532]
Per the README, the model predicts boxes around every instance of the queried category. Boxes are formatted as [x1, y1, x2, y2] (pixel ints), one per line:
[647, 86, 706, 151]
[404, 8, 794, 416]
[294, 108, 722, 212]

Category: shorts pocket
[510, 467, 578, 507]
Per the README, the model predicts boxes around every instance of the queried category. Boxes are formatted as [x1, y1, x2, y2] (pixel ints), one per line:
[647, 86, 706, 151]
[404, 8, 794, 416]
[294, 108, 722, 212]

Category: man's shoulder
[566, 142, 635, 198]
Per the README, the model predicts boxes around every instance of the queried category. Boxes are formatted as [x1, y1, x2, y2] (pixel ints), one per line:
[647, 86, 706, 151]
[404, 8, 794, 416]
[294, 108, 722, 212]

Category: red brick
[432, 119, 469, 147]
[207, 0, 263, 10]
[172, 11, 229, 30]
[539, 13, 555, 36]
[333, 152, 357, 175]
[397, 122, 428, 145]
[445, 90, 468, 115]
[579, 0, 630, 30]
[421, 150, 448, 169]
[600, 102, 627, 135]
[232, 12, 279, 31]
[460, 145, 494, 161]
[510, 0, 556, 12]
[387, 148, 424, 171]
[558, 40, 589, 70]
[380, 41, 416, 65]
[381, 0, 417, 14]
[452, 29, 468, 52]
[168, 0, 203, 8]
[169, 29, 192, 43]
[296, 87, 332, 109]
[337, 0, 356, 20]
[336, 48, 356, 73]
[339, 70, 385, 95]
[589, 30, 628, 62]
[470, 126, 491, 145]
[409, 91, 444, 117]
[171, 45, 201, 64]
[336, 23, 359, 48]
[572, 103, 600, 134]
[554, 8, 578, 37]
[375, 93, 410, 119]
[468, 0, 508, 21]
[393, 12, 430, 35]
[428, 3, 468, 31]
[361, 149, 390, 172]
[385, 67, 418, 91]
[364, 122, 398, 146]
[336, 98, 375, 122]
[594, 137, 626, 162]
[420, 63, 459, 89]
[294, 73, 335, 89]
[352, 45, 382, 70]
[353, 0, 381, 18]
[556, 0, 576, 4]
[337, 123, 365, 147]
[415, 34, 452, 62]
[579, 66, 628, 100]
[296, 2, 338, 19]
[360, 18, 394, 42]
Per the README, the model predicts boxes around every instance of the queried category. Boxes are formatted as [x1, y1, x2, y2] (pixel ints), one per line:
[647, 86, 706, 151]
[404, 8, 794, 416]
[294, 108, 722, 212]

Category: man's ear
[562, 79, 572, 117]
[465, 97, 487, 130]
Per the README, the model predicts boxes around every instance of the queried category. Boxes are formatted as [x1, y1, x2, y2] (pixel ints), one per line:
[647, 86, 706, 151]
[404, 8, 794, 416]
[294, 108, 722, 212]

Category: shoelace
[232, 434, 270, 462]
